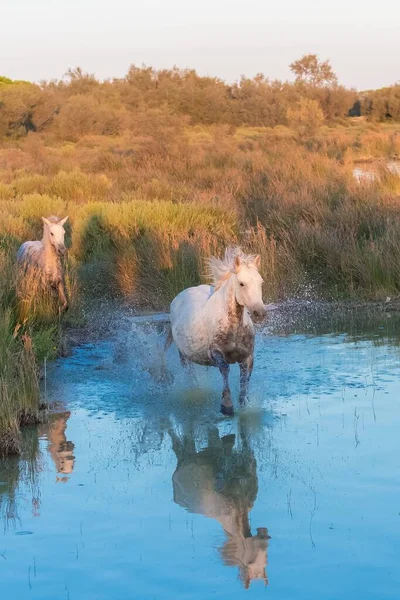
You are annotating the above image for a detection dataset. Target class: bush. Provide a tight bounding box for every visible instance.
[287,98,325,136]
[54,95,124,141]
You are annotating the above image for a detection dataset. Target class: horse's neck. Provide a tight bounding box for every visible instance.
[41,230,58,266]
[216,504,251,539]
[218,276,244,325]
[48,417,67,467]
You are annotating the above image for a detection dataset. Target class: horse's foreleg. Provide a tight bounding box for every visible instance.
[179,351,195,379]
[57,281,69,312]
[239,354,254,405]
[211,350,233,416]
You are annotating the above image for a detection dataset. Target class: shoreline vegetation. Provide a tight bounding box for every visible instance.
[1,54,400,454]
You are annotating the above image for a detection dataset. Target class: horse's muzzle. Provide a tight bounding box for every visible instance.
[251,306,267,323]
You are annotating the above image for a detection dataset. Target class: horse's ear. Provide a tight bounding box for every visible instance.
[234,255,242,271]
[254,255,261,270]
[256,527,270,539]
[42,217,51,227]
[60,216,69,227]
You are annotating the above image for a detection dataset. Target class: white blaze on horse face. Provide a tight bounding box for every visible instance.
[235,262,266,322]
[42,216,68,256]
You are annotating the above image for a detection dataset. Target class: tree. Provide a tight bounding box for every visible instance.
[54,94,123,140]
[62,67,98,95]
[0,76,13,85]
[289,54,338,87]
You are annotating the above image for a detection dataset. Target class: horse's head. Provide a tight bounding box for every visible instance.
[233,254,266,323]
[240,527,270,589]
[221,525,270,589]
[42,216,69,256]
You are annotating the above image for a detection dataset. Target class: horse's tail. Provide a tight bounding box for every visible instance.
[16,243,28,264]
[164,326,174,352]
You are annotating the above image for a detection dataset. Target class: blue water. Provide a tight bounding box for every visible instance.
[1,312,400,599]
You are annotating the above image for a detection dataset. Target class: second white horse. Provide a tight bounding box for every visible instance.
[17,216,69,312]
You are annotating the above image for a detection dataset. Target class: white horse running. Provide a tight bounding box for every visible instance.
[17,216,69,312]
[168,247,266,415]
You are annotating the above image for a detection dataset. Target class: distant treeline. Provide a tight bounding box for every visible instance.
[0,55,399,139]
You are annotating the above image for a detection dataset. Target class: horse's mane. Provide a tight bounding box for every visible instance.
[207,247,258,289]
[46,215,62,224]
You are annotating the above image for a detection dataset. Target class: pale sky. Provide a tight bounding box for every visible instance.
[1,0,399,90]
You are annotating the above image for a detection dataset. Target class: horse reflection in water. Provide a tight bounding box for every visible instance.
[169,423,270,588]
[43,412,75,483]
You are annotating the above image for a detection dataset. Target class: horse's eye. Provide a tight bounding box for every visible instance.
[239,282,245,287]
[51,233,54,237]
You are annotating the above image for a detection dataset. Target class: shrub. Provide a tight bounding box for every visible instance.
[287,98,325,136]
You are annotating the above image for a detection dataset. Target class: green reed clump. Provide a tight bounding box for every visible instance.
[68,199,237,306]
[0,307,41,455]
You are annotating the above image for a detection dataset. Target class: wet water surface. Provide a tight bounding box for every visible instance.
[1,310,400,599]
[353,160,400,182]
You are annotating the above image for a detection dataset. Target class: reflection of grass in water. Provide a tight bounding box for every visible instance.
[0,425,43,529]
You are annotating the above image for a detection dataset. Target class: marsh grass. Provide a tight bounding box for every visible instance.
[1,128,400,305]
[0,307,41,455]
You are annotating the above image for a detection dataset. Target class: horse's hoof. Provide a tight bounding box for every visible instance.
[220,404,234,416]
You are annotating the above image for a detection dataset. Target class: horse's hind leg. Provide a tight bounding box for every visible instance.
[179,351,189,368]
[164,327,174,352]
[239,354,254,405]
[211,350,233,416]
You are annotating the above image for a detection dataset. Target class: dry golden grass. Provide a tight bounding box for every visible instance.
[1,125,400,304]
